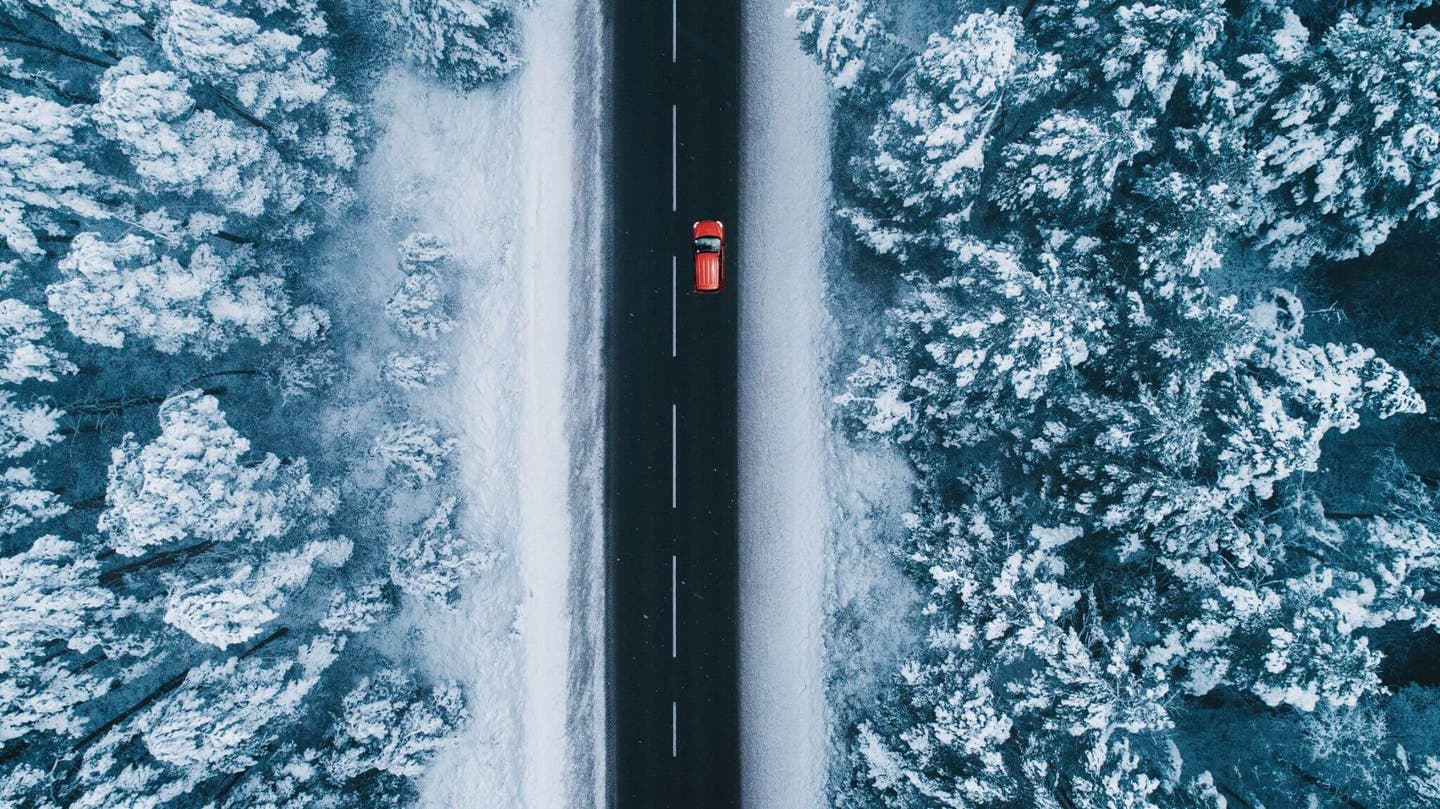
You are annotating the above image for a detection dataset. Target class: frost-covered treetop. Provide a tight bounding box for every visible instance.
[787,0,894,91]
[382,0,523,90]
[0,298,75,384]
[1227,9,1440,269]
[852,9,1053,250]
[0,89,111,259]
[99,390,328,556]
[48,233,289,356]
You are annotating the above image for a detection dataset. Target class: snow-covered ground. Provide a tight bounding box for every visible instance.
[348,2,607,807]
[737,2,833,807]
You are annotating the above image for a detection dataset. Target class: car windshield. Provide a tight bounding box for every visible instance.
[694,236,721,253]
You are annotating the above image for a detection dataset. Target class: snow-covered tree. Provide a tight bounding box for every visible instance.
[0,390,62,459]
[848,10,1050,253]
[48,233,288,356]
[0,466,67,535]
[837,237,1110,449]
[995,110,1152,227]
[397,230,453,269]
[0,0,440,803]
[284,302,330,343]
[1028,0,1226,112]
[99,390,329,556]
[157,0,333,121]
[94,57,299,219]
[382,0,523,90]
[813,1,1440,802]
[321,578,393,633]
[0,89,111,260]
[1226,10,1440,270]
[163,537,352,647]
[854,662,1016,806]
[7,0,357,245]
[271,344,338,400]
[137,636,339,776]
[389,496,488,605]
[787,0,895,93]
[0,536,118,742]
[217,746,351,809]
[372,420,456,486]
[380,351,450,391]
[0,298,74,384]
[3,0,154,49]
[385,268,454,340]
[325,668,466,781]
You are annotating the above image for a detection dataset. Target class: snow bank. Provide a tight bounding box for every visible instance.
[738,1,833,806]
[352,0,606,805]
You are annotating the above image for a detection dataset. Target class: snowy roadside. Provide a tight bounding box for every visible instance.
[737,1,833,806]
[513,0,608,805]
[346,1,606,806]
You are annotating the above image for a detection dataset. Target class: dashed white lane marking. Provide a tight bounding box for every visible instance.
[671,554,678,658]
[672,701,678,758]
[671,0,677,63]
[671,403,677,509]
[671,104,678,212]
[672,255,678,358]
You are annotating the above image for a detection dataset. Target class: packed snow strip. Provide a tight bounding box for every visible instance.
[737,1,833,807]
[356,1,605,802]
[557,0,612,803]
[513,0,608,806]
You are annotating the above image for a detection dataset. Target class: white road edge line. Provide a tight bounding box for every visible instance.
[671,104,677,212]
[672,701,678,758]
[672,255,677,358]
[671,554,678,659]
[671,403,677,509]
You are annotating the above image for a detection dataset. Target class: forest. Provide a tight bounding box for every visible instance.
[0,0,523,805]
[792,0,1440,806]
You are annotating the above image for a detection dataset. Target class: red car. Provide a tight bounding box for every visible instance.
[692,220,725,293]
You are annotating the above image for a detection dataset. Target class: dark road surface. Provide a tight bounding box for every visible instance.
[606,0,741,807]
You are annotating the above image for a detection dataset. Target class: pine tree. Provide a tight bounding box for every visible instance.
[787,0,895,92]
[389,496,488,605]
[381,0,523,90]
[995,110,1152,228]
[98,390,328,556]
[162,537,352,648]
[848,10,1049,253]
[372,420,456,486]
[1226,10,1440,269]
[0,298,74,384]
[325,668,466,781]
[1028,0,1226,112]
[137,637,339,777]
[48,233,289,356]
[0,535,119,742]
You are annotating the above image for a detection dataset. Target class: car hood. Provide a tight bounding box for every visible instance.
[693,220,724,239]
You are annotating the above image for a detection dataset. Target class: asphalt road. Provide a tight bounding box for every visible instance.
[606,0,741,807]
